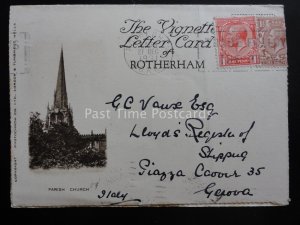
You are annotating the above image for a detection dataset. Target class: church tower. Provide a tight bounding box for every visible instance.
[45,48,73,129]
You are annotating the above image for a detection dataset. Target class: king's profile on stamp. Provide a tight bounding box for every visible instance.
[29,48,107,169]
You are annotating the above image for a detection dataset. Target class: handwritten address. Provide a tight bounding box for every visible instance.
[104,93,266,202]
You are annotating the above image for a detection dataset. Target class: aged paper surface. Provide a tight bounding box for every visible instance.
[10,5,289,207]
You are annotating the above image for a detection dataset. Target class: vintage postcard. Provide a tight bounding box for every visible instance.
[10,5,289,207]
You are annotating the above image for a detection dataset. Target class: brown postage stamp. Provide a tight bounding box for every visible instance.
[257,17,287,66]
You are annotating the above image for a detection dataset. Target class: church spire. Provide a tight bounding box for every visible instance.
[54,47,68,109]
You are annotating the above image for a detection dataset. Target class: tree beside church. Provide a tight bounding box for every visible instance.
[29,48,107,169]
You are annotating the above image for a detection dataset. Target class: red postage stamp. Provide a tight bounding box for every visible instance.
[257,17,287,66]
[215,17,259,67]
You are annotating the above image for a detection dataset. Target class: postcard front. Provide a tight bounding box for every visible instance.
[10,5,289,207]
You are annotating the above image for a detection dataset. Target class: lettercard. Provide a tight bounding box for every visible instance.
[10,5,289,207]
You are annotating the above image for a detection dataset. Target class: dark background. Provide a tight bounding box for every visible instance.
[1,0,299,224]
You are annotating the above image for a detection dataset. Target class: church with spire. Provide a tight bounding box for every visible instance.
[44,48,106,152]
[45,48,74,129]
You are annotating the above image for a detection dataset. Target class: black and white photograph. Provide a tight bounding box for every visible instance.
[29,48,107,169]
